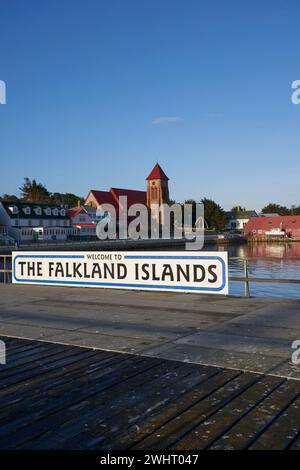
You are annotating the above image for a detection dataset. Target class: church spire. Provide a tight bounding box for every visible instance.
[146,163,169,181]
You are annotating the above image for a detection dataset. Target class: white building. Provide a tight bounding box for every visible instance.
[67,206,97,237]
[0,201,76,242]
[226,210,258,230]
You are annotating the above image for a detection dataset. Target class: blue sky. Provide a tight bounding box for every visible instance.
[0,0,299,211]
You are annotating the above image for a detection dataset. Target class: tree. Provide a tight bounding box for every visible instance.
[183,199,197,226]
[290,205,300,215]
[201,198,228,230]
[231,205,246,213]
[51,192,84,208]
[0,194,19,202]
[19,178,51,203]
[261,203,290,216]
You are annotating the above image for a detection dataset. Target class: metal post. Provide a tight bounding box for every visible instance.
[3,256,6,284]
[244,259,250,297]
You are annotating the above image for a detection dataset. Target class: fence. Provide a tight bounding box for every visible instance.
[0,255,12,284]
[1,254,300,297]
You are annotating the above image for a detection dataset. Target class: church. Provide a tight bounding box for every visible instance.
[84,163,170,221]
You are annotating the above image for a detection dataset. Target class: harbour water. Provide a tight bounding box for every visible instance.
[220,243,300,299]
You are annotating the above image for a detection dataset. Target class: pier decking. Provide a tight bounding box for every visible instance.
[1,284,300,449]
[1,336,300,450]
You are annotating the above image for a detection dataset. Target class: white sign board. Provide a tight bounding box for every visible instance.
[12,251,228,295]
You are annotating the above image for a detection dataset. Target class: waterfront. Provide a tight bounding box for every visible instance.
[1,242,300,299]
[219,243,300,299]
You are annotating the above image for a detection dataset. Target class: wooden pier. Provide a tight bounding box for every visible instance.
[1,284,300,450]
[0,336,300,450]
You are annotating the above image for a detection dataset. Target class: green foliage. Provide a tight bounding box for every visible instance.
[1,178,83,207]
[201,197,228,230]
[231,205,246,213]
[19,178,51,203]
[0,194,19,202]
[51,193,84,208]
[261,203,291,216]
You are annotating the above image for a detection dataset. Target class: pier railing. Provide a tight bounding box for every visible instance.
[0,255,12,284]
[229,257,300,297]
[1,254,300,297]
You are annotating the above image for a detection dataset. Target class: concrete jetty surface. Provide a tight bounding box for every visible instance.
[0,284,300,379]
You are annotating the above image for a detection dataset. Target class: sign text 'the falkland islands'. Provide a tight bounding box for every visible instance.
[12,251,228,295]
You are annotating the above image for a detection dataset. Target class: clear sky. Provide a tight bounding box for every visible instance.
[0,0,299,211]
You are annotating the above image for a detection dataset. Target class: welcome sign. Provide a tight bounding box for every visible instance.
[12,251,228,295]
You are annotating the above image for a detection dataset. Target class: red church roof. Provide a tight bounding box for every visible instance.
[88,190,118,207]
[146,163,169,181]
[110,188,147,208]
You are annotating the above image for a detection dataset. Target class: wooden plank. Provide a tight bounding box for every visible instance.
[1,337,300,450]
[28,362,215,450]
[132,371,262,450]
[4,354,163,431]
[288,433,300,450]
[5,342,69,366]
[171,374,283,450]
[114,369,243,450]
[0,347,90,386]
[249,394,300,450]
[0,350,134,411]
[3,338,37,351]
[20,360,184,449]
[0,356,162,449]
[0,350,106,415]
[208,379,300,450]
[0,350,117,408]
[93,366,224,451]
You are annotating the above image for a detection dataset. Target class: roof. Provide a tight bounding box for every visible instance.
[67,207,86,219]
[0,201,69,219]
[227,210,258,220]
[244,215,300,232]
[110,188,146,208]
[74,223,96,228]
[146,163,169,181]
[87,190,117,207]
[259,213,280,217]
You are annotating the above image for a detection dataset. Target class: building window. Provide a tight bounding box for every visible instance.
[34,207,42,215]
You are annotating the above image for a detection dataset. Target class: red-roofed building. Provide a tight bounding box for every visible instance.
[110,188,147,208]
[84,164,170,217]
[84,190,117,209]
[67,206,97,237]
[244,216,300,239]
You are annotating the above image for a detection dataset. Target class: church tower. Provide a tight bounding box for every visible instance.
[146,163,170,208]
[146,163,170,226]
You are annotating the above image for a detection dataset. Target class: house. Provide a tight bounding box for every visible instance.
[67,206,97,238]
[0,201,76,242]
[226,210,258,230]
[244,215,300,239]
